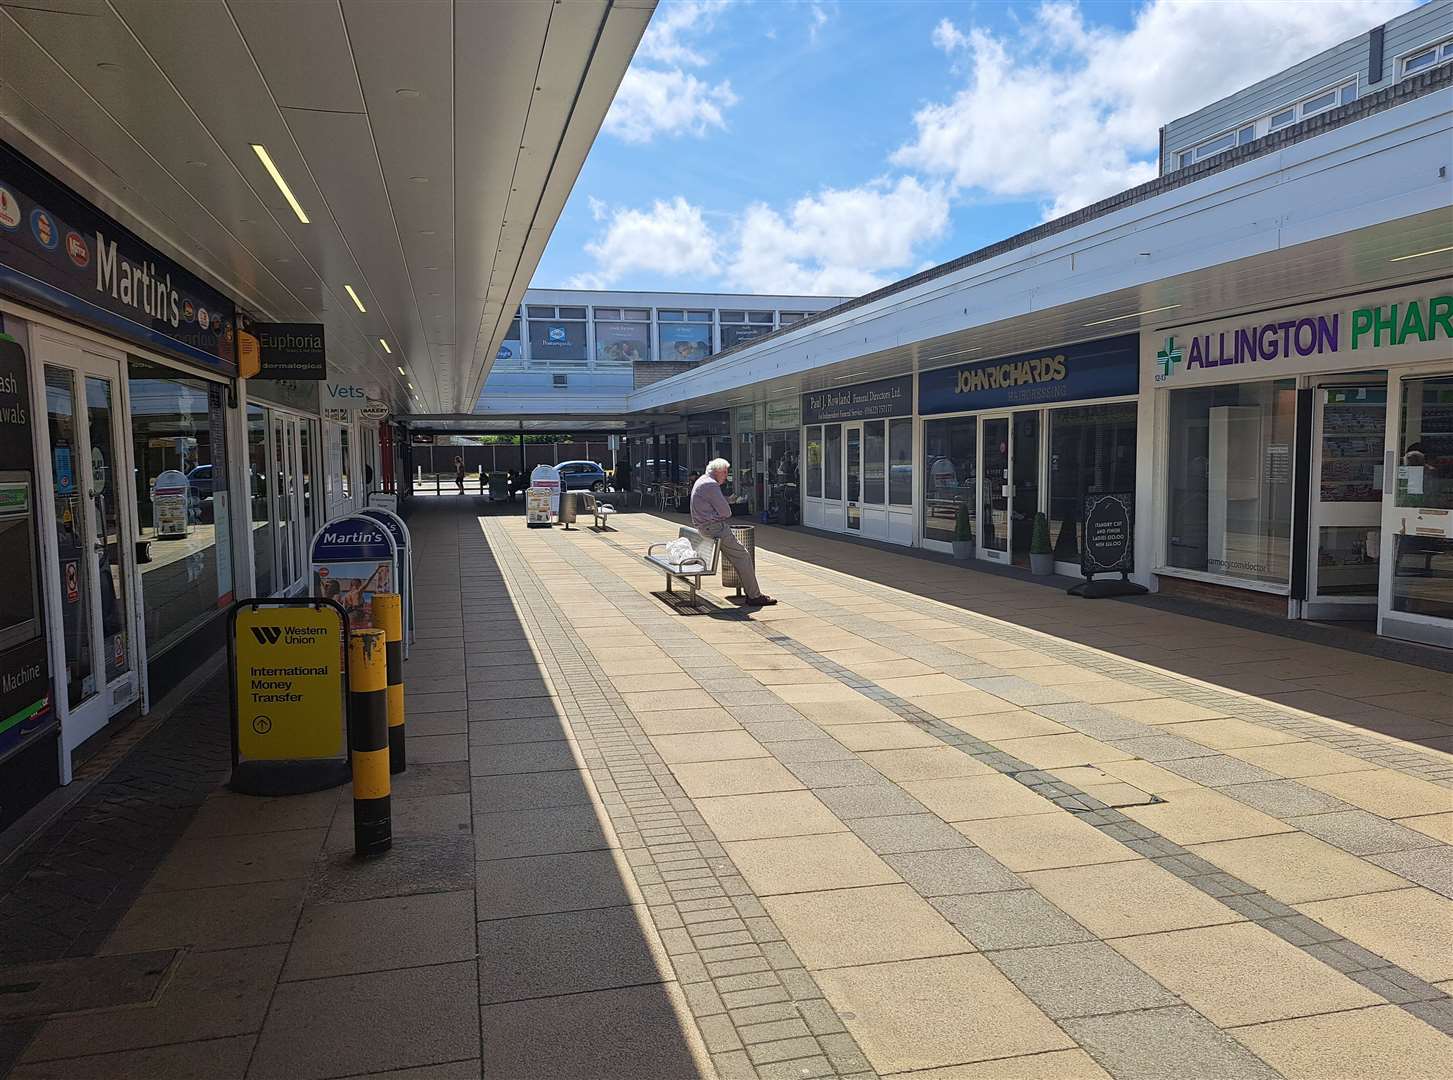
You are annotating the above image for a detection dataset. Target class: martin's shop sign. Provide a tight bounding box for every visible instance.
[803,374,912,424]
[0,141,236,373]
[1151,291,1452,385]
[919,335,1138,415]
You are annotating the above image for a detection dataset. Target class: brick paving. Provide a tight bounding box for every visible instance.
[0,498,1450,1079]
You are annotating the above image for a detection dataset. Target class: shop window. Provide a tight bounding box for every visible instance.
[1391,375,1453,620]
[526,304,588,366]
[1166,380,1296,587]
[889,418,913,506]
[1048,403,1137,565]
[340,425,352,500]
[824,424,842,500]
[247,405,273,597]
[658,310,713,362]
[721,310,775,350]
[806,426,823,498]
[125,359,233,655]
[863,420,885,504]
[923,417,977,542]
[595,308,650,367]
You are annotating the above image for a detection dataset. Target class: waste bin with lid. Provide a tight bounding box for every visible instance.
[721,524,756,598]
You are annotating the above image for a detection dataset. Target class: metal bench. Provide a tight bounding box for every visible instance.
[645,526,720,604]
[592,500,616,529]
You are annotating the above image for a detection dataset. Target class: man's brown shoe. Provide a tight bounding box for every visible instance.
[745,595,778,606]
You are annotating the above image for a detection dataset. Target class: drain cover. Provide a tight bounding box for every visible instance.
[0,951,178,1022]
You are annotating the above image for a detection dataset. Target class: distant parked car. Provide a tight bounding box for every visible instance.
[557,460,608,492]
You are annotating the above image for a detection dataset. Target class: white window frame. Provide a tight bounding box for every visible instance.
[1398,34,1453,79]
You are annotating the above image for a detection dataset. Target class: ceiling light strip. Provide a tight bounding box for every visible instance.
[1389,245,1453,263]
[379,338,391,353]
[250,144,309,224]
[344,285,367,313]
[1084,303,1181,327]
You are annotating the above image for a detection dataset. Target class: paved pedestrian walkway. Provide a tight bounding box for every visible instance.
[1,499,1451,1079]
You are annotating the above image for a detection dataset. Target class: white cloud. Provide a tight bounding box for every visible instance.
[727,177,951,295]
[638,0,730,66]
[567,196,720,290]
[930,17,968,54]
[603,68,738,143]
[810,3,830,43]
[896,0,1417,220]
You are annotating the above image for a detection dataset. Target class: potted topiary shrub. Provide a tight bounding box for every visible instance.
[1029,511,1054,574]
[951,503,974,559]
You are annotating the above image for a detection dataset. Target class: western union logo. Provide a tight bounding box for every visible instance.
[251,626,284,645]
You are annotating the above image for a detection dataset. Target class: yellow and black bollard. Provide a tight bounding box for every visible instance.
[348,628,392,859]
[372,593,406,774]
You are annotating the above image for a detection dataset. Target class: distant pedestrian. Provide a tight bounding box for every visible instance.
[454,456,465,494]
[691,458,776,607]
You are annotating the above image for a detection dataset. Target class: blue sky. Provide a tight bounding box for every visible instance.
[532,0,1420,298]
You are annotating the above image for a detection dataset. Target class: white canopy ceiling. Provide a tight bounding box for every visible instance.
[0,0,653,412]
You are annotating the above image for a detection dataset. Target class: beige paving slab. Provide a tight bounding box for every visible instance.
[732,653,819,671]
[722,832,901,895]
[763,883,973,970]
[816,954,1074,1073]
[830,721,945,751]
[1222,741,1379,779]
[1231,1004,1453,1080]
[955,812,1142,872]
[992,732,1132,769]
[1397,812,1453,844]
[937,710,1071,740]
[752,666,839,686]
[1047,768,1159,807]
[1023,859,1242,939]
[1191,831,1411,904]
[1091,758,1212,793]
[902,774,1059,823]
[607,672,699,693]
[816,645,906,664]
[620,688,720,713]
[1297,887,1453,982]
[1101,698,1229,725]
[877,674,977,698]
[1050,680,1164,705]
[843,659,940,680]
[891,1049,1112,1079]
[634,709,743,735]
[694,790,848,841]
[1169,717,1303,750]
[1299,769,1453,818]
[858,746,995,782]
[668,757,804,798]
[1110,922,1380,1027]
[1121,788,1294,845]
[793,699,903,725]
[773,683,877,705]
[647,730,769,764]
[918,691,1051,722]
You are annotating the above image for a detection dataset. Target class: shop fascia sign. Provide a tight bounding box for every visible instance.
[1153,292,1452,384]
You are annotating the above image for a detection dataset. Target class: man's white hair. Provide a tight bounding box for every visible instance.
[707,458,731,475]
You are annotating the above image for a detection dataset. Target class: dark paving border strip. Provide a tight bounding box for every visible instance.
[579,526,1453,1040]
[480,517,879,1080]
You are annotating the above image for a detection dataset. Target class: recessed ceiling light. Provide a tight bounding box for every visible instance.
[424,266,439,271]
[419,229,436,236]
[186,160,207,168]
[240,217,256,224]
[408,176,429,184]
[1084,303,1181,327]
[250,143,310,224]
[396,88,422,98]
[1390,245,1453,263]
[397,365,406,376]
[276,256,291,263]
[343,284,367,313]
[379,338,391,353]
[96,62,121,72]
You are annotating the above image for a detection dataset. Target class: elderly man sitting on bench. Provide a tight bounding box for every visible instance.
[690,458,777,607]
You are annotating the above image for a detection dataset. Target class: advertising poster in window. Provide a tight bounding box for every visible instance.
[595,321,649,364]
[527,320,586,361]
[496,329,523,363]
[659,322,712,363]
[721,323,771,351]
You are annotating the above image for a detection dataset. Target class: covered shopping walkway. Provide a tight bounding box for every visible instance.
[1,498,1451,1079]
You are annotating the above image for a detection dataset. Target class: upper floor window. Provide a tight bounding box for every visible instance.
[779,311,808,325]
[1176,123,1256,168]
[1267,78,1357,132]
[1401,36,1453,77]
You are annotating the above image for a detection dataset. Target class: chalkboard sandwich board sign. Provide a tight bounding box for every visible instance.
[1068,492,1148,599]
